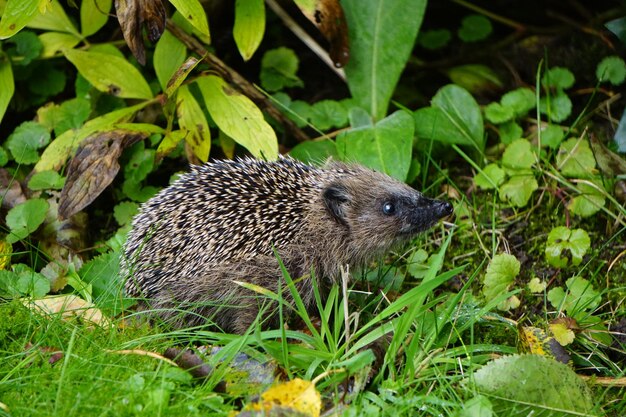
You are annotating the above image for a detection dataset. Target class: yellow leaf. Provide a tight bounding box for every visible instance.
[549,322,576,346]
[0,240,12,270]
[25,294,111,327]
[518,325,571,364]
[243,378,321,417]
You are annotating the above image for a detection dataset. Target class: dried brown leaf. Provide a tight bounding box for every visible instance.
[58,130,146,219]
[0,168,26,210]
[295,0,350,67]
[115,0,166,65]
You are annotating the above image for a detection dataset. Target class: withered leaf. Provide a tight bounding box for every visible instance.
[295,0,350,67]
[115,0,166,65]
[59,130,146,219]
[589,133,626,176]
[0,168,26,210]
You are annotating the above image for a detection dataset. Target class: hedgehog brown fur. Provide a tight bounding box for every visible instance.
[122,157,452,334]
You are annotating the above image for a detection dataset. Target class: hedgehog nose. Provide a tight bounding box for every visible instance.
[434,200,454,219]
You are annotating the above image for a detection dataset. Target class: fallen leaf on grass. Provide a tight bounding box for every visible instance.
[25,294,111,327]
[240,378,321,417]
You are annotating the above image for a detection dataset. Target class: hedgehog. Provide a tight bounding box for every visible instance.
[121,157,453,334]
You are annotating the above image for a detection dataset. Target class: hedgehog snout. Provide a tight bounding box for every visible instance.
[403,197,453,233]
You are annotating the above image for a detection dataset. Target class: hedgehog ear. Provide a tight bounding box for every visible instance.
[323,183,349,225]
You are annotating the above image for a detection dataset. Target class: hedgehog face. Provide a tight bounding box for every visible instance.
[322,172,453,252]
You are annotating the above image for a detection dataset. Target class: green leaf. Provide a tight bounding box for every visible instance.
[500,88,536,117]
[79,251,127,315]
[0,54,14,125]
[17,269,50,297]
[260,47,303,92]
[27,170,65,190]
[153,30,187,92]
[6,121,50,164]
[6,31,42,66]
[38,32,80,58]
[549,322,575,346]
[446,64,502,94]
[414,85,484,150]
[124,142,155,184]
[556,137,596,177]
[545,226,590,268]
[482,253,520,311]
[541,67,575,90]
[484,102,514,124]
[458,14,492,42]
[336,110,413,181]
[176,84,211,162]
[113,201,139,226]
[27,0,79,36]
[0,0,40,39]
[540,90,572,123]
[28,62,66,97]
[596,55,626,85]
[233,0,265,61]
[502,139,535,170]
[528,277,547,293]
[547,276,600,314]
[474,163,505,190]
[196,75,278,160]
[567,180,606,217]
[0,148,9,167]
[470,355,594,415]
[168,0,210,37]
[499,174,538,207]
[52,97,91,136]
[457,395,493,417]
[6,198,49,243]
[289,140,338,164]
[539,124,564,149]
[310,100,348,131]
[343,0,426,119]
[80,0,112,36]
[64,48,153,99]
[418,29,451,50]
[498,121,522,144]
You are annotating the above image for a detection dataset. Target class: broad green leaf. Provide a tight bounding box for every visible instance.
[7,31,42,65]
[549,322,575,346]
[156,130,185,162]
[547,276,600,314]
[446,64,502,95]
[414,85,484,150]
[528,277,546,293]
[458,14,492,42]
[471,355,594,415]
[458,395,493,417]
[484,102,513,124]
[502,139,535,170]
[6,198,49,243]
[498,121,522,144]
[310,100,348,130]
[176,84,211,162]
[38,32,80,57]
[6,121,50,164]
[501,87,536,117]
[538,124,564,149]
[17,270,50,297]
[80,0,112,37]
[474,163,505,190]
[78,251,127,315]
[597,55,626,85]
[260,47,303,92]
[35,102,149,172]
[64,48,153,99]
[113,201,138,226]
[0,55,14,125]
[545,226,590,268]
[196,75,278,160]
[154,30,186,91]
[482,253,520,311]
[290,140,338,164]
[0,0,40,39]
[27,0,79,36]
[343,0,426,119]
[28,170,65,190]
[233,0,265,61]
[169,0,210,37]
[556,137,596,177]
[418,29,451,50]
[499,174,538,207]
[541,67,575,90]
[540,90,572,123]
[568,180,606,217]
[336,110,413,181]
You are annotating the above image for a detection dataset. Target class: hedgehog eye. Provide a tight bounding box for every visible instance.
[382,201,395,215]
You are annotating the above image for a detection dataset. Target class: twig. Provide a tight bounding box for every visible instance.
[166,20,310,143]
